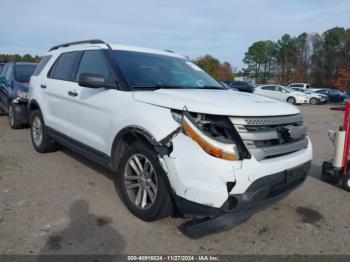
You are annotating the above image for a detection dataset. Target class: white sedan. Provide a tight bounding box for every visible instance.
[290,87,328,104]
[255,85,309,104]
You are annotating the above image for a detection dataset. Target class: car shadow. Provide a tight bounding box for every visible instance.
[37,199,126,258]
[59,147,114,181]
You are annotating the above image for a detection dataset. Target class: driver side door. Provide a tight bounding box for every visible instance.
[64,49,118,153]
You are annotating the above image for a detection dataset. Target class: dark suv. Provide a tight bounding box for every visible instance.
[224,80,255,93]
[0,62,37,128]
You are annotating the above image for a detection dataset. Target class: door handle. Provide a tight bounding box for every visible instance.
[68,91,78,97]
[40,84,47,89]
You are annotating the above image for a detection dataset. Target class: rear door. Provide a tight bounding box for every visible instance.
[259,85,276,99]
[42,51,82,134]
[276,86,290,101]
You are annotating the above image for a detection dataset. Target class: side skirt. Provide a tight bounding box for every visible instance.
[48,128,112,169]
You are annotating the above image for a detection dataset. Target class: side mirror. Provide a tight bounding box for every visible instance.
[78,73,116,89]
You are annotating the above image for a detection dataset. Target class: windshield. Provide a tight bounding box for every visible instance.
[15,64,37,82]
[110,50,223,90]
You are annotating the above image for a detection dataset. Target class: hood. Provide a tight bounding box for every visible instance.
[133,89,300,116]
[14,81,29,92]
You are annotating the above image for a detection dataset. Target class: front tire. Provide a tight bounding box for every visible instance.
[8,103,22,129]
[287,97,296,104]
[310,98,318,105]
[115,141,173,221]
[30,110,57,153]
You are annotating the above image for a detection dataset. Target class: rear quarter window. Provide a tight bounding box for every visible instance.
[33,56,52,76]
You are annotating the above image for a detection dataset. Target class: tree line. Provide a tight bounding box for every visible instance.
[0,54,41,63]
[242,27,350,90]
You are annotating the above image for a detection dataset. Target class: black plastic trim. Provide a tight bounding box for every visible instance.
[48,128,111,168]
[176,161,311,238]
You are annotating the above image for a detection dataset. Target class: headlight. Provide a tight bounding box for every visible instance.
[16,90,29,99]
[172,110,240,160]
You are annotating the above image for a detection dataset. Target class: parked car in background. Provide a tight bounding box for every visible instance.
[255,85,308,104]
[0,62,37,128]
[223,80,255,93]
[288,83,311,89]
[290,87,328,104]
[219,81,237,91]
[0,63,5,74]
[312,88,348,103]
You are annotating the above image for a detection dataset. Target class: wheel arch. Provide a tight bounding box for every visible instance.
[111,126,160,172]
[28,99,41,112]
[110,125,175,196]
[287,96,296,102]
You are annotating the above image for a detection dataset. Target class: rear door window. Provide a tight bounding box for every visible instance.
[261,85,274,91]
[49,52,81,81]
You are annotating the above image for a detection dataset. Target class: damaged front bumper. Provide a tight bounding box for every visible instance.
[174,161,311,238]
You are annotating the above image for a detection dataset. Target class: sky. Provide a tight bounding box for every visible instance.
[0,0,349,69]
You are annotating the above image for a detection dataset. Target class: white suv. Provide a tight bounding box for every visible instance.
[288,83,311,89]
[28,40,312,238]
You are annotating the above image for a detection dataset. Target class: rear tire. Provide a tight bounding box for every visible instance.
[342,175,350,191]
[310,98,318,105]
[8,103,22,129]
[115,141,173,221]
[30,110,57,153]
[287,97,296,104]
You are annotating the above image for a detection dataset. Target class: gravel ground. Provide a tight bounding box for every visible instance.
[0,104,349,255]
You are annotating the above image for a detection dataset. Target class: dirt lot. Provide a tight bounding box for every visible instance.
[0,104,349,255]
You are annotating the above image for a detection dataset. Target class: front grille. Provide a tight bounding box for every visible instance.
[230,114,308,161]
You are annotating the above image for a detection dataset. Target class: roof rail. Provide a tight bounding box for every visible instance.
[49,39,111,51]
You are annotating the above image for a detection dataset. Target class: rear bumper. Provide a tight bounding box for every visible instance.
[176,161,311,238]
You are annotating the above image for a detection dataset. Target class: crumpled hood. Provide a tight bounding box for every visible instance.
[133,89,300,116]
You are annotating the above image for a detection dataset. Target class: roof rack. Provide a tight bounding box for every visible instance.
[49,39,111,51]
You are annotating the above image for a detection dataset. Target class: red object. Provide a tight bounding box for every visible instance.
[342,102,350,177]
[330,102,350,176]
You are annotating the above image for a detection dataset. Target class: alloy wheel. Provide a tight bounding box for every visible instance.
[124,154,158,209]
[32,116,43,147]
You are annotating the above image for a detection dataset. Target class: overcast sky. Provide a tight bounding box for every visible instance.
[0,0,349,69]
